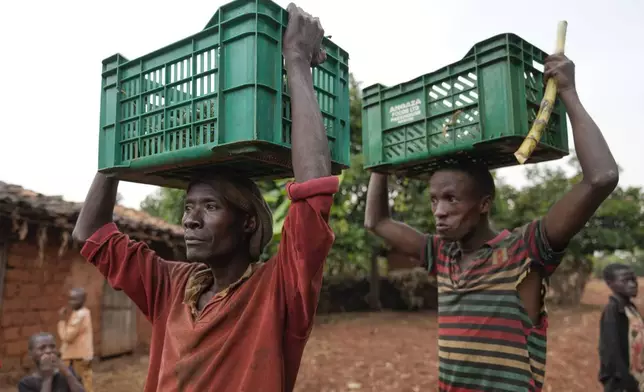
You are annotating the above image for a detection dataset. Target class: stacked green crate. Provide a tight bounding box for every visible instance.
[98,0,350,188]
[361,33,568,177]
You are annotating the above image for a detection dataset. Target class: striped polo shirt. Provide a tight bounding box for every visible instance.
[421,219,565,392]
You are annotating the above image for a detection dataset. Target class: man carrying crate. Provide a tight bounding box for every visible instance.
[72,4,337,392]
[364,54,618,391]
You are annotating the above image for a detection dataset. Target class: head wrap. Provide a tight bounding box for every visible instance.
[188,173,273,260]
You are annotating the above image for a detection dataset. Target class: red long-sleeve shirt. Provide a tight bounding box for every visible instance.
[80,176,339,392]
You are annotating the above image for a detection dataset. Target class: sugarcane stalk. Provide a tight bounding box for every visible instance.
[514,21,568,164]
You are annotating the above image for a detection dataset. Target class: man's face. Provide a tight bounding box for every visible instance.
[429,170,489,242]
[30,335,56,366]
[182,182,256,264]
[610,268,638,298]
[68,290,84,310]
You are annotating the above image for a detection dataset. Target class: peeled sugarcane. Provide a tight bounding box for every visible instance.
[513,21,568,164]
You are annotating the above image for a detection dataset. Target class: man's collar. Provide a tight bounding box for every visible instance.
[448,229,511,258]
[486,229,511,248]
[183,262,262,318]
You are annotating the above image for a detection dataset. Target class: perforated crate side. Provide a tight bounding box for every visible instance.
[361,33,568,174]
[98,0,350,181]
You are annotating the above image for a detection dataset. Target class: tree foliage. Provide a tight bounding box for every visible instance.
[141,187,186,225]
[492,158,644,259]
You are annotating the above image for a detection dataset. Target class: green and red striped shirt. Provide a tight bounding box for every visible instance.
[421,219,565,392]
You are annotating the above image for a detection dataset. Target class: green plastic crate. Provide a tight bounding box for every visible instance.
[98,0,350,189]
[361,33,569,177]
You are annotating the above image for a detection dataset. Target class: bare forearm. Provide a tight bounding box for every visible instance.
[562,89,618,188]
[72,172,119,243]
[541,88,620,251]
[364,173,391,229]
[364,173,425,257]
[286,54,331,183]
[60,326,81,343]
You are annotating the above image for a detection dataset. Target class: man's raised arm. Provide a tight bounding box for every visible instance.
[274,4,339,339]
[73,173,119,243]
[72,173,173,322]
[539,55,619,260]
[284,4,331,183]
[364,173,426,261]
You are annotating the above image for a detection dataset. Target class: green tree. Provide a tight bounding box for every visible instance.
[492,156,644,260]
[140,187,186,225]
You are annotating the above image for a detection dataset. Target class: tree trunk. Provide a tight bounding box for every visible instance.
[367,246,381,310]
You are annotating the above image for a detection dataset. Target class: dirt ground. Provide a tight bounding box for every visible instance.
[6,279,638,391]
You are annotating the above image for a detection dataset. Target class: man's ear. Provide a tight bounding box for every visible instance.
[480,195,492,215]
[244,214,257,234]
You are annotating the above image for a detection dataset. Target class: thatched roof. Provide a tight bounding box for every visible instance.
[0,181,184,252]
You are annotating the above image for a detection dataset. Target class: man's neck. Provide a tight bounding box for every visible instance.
[612,293,633,307]
[206,254,253,294]
[457,220,497,254]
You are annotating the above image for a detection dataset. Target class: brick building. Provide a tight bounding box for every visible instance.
[0,181,185,385]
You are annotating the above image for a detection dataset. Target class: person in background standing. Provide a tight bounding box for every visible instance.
[58,288,94,392]
[599,263,644,392]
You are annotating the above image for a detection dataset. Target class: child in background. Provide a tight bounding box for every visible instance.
[58,288,94,392]
[599,263,644,392]
[18,332,85,392]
